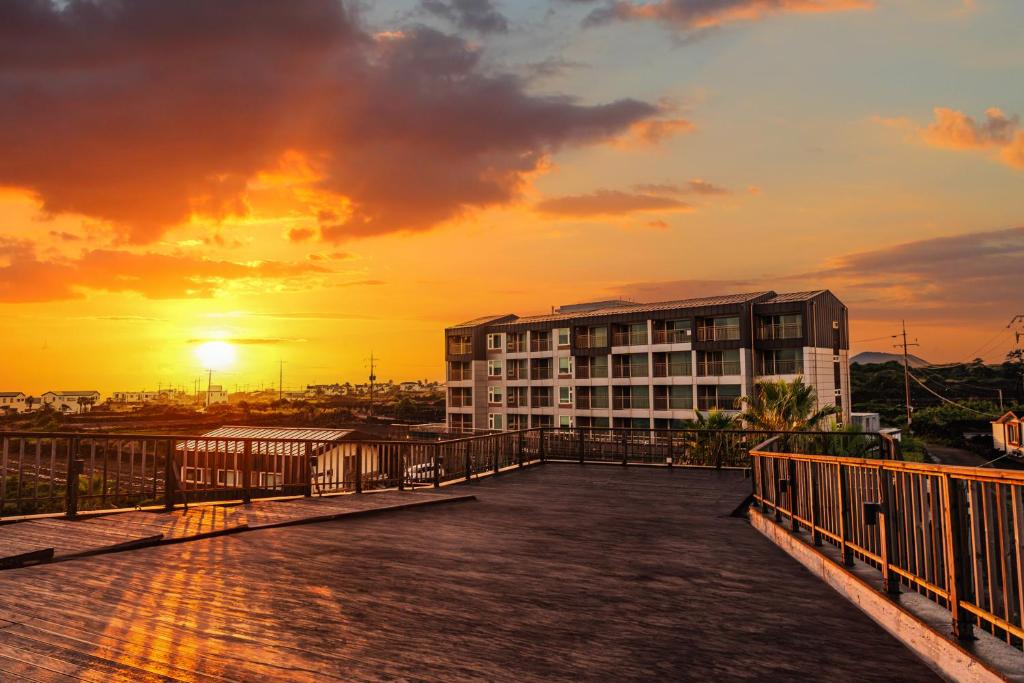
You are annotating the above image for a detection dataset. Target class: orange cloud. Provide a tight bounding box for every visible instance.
[885,107,1024,170]
[536,190,693,217]
[0,1,657,244]
[582,0,872,30]
[0,239,326,303]
[618,118,696,146]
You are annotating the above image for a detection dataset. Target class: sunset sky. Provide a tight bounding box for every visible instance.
[1,0,1022,395]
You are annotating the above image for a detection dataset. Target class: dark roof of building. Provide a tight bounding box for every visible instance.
[759,290,829,304]
[0,392,25,397]
[45,391,100,397]
[506,291,776,325]
[200,426,359,441]
[449,314,518,329]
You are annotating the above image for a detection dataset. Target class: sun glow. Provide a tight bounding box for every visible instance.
[195,340,236,371]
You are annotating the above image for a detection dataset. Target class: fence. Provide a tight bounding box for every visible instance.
[1,427,899,520]
[751,437,1023,650]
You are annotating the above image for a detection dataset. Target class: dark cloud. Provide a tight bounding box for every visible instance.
[576,0,870,31]
[421,0,509,33]
[0,238,326,302]
[535,189,692,217]
[0,0,655,243]
[611,226,1024,325]
[632,179,730,195]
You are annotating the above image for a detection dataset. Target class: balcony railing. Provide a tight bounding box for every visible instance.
[612,396,650,410]
[575,365,609,380]
[448,369,471,381]
[696,360,741,377]
[654,397,694,411]
[612,363,648,379]
[576,396,610,410]
[531,396,553,408]
[507,395,527,409]
[653,362,691,377]
[530,338,552,352]
[696,326,740,342]
[530,367,553,380]
[448,342,472,355]
[448,395,472,408]
[576,334,608,349]
[506,366,527,380]
[758,322,802,340]
[612,332,649,347]
[759,359,803,375]
[697,396,738,411]
[506,339,526,353]
[652,329,691,344]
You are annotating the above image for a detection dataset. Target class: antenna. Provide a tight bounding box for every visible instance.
[367,351,378,417]
[892,320,920,432]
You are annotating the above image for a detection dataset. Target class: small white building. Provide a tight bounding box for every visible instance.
[0,392,29,414]
[850,412,881,433]
[112,390,162,404]
[992,412,1022,455]
[205,385,229,406]
[41,390,101,413]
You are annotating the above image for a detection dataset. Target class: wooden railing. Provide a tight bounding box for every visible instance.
[751,440,1023,649]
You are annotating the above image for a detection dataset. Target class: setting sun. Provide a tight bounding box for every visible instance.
[195,340,236,371]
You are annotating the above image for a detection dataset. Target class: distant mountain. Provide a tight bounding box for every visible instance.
[851,351,930,368]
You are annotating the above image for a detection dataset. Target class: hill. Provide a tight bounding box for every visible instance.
[851,351,930,368]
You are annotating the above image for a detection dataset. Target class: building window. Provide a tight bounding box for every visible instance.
[487,360,503,378]
[530,330,552,352]
[612,353,649,378]
[696,316,740,342]
[449,413,473,433]
[448,335,472,355]
[759,348,803,375]
[613,386,650,410]
[507,414,525,430]
[488,413,503,431]
[697,350,741,376]
[758,314,802,340]
[559,386,573,405]
[531,414,554,428]
[488,387,503,405]
[487,333,503,351]
[558,356,573,376]
[612,323,648,347]
[557,328,571,347]
[559,415,573,429]
[654,385,694,410]
[506,332,526,353]
[696,385,741,411]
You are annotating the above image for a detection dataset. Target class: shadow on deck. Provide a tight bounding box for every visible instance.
[0,464,938,681]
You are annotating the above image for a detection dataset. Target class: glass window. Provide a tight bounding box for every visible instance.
[558,357,573,375]
[488,387,503,404]
[487,360,503,377]
[488,413,503,430]
[559,415,573,429]
[487,333,503,350]
[557,328,571,346]
[559,386,573,404]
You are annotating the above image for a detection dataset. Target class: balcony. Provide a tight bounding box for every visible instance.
[575,365,609,380]
[576,395,609,410]
[448,395,472,408]
[697,360,741,377]
[506,339,526,353]
[653,362,691,378]
[531,396,553,408]
[448,368,471,381]
[612,363,648,379]
[507,395,526,409]
[530,367,553,381]
[448,341,472,355]
[653,396,693,411]
[506,364,527,380]
[759,359,803,375]
[612,396,650,410]
[612,331,648,347]
[758,322,802,340]
[530,339,552,352]
[696,326,740,342]
[652,329,690,345]
[576,334,608,349]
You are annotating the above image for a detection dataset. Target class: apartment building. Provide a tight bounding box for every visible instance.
[444,290,850,433]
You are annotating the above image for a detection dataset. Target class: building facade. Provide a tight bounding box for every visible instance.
[0,392,28,414]
[444,290,850,433]
[41,390,101,413]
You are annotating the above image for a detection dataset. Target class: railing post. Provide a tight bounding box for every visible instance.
[517,431,524,468]
[432,444,441,489]
[877,467,900,595]
[164,439,177,511]
[465,441,472,482]
[241,440,253,504]
[837,465,855,567]
[808,461,823,546]
[493,437,501,475]
[621,431,628,466]
[303,442,313,497]
[355,444,364,493]
[64,438,82,519]
[539,428,546,463]
[941,474,975,641]
[399,444,407,491]
[788,459,799,533]
[578,428,585,464]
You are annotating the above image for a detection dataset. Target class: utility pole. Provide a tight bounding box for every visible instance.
[279,360,285,402]
[206,369,212,408]
[367,352,378,417]
[893,321,920,432]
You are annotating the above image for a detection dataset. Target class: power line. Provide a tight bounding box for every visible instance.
[908,371,997,416]
[852,334,897,344]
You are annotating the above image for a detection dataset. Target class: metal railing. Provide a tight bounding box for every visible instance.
[530,367,553,380]
[576,396,610,410]
[506,338,526,353]
[612,395,650,410]
[652,329,691,344]
[750,438,1024,649]
[529,338,552,352]
[758,359,803,375]
[448,341,472,355]
[612,332,648,347]
[696,326,740,342]
[612,362,649,378]
[575,365,609,379]
[696,360,741,376]
[653,397,693,411]
[653,362,692,377]
[576,334,608,349]
[448,368,472,381]
[758,322,802,340]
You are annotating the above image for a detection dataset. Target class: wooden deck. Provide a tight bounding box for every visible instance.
[0,490,469,568]
[0,465,938,681]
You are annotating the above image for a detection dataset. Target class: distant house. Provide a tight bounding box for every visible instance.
[205,385,229,406]
[0,392,28,414]
[175,426,375,492]
[112,390,162,404]
[992,411,1022,455]
[41,390,101,413]
[850,412,881,433]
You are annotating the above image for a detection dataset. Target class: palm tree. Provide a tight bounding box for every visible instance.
[738,378,838,432]
[689,409,739,468]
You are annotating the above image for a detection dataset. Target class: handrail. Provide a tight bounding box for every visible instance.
[750,447,1024,648]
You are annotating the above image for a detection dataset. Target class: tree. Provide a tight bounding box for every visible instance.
[738,378,838,432]
[688,409,739,468]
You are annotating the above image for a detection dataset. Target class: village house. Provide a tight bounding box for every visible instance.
[0,392,30,414]
[40,390,101,413]
[992,411,1023,456]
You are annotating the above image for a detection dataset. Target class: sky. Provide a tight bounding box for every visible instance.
[0,0,1022,395]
